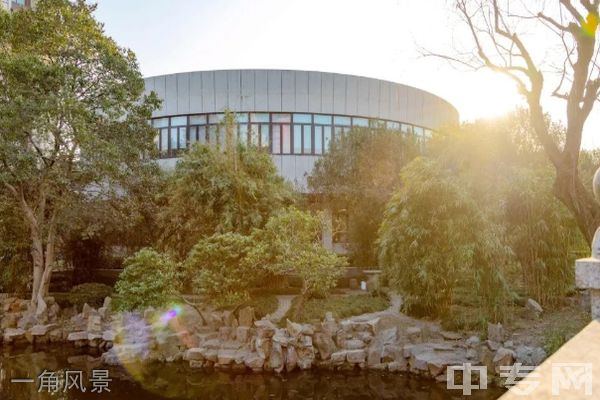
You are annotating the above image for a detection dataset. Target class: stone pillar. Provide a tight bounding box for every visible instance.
[576,257,600,320]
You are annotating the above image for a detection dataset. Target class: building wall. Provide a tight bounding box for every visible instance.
[145,69,459,190]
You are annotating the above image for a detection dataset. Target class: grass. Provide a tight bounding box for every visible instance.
[286,293,389,323]
[542,311,590,355]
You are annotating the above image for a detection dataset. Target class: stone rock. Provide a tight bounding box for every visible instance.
[526,298,544,318]
[238,306,254,327]
[235,326,251,343]
[189,360,204,369]
[67,331,88,342]
[17,313,37,330]
[367,343,383,366]
[272,328,290,346]
[103,297,112,309]
[485,340,501,351]
[493,347,516,370]
[218,326,233,341]
[87,315,102,334]
[244,352,264,370]
[378,327,397,344]
[382,344,402,362]
[330,350,347,365]
[255,337,271,359]
[254,319,276,338]
[406,326,422,343]
[504,340,514,349]
[202,349,218,362]
[440,331,462,340]
[487,323,505,343]
[222,311,237,327]
[35,295,47,320]
[102,330,116,342]
[82,303,93,318]
[515,345,547,366]
[344,339,366,350]
[3,328,26,343]
[297,347,315,370]
[143,307,156,320]
[48,303,60,322]
[466,335,481,347]
[466,348,478,359]
[1,313,19,329]
[286,346,298,372]
[388,359,408,372]
[269,342,284,372]
[314,332,337,360]
[98,307,110,320]
[217,349,237,365]
[31,323,57,336]
[346,349,367,364]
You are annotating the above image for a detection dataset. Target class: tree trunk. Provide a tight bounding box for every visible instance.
[553,165,600,244]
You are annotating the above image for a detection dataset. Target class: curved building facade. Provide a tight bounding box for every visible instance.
[144,69,458,189]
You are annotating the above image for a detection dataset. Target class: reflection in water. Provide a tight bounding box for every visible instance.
[0,346,504,399]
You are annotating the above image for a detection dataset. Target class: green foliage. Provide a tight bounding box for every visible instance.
[185,232,258,308]
[378,157,512,319]
[505,168,585,306]
[68,283,113,309]
[159,140,294,259]
[309,127,419,265]
[250,207,346,298]
[246,293,279,319]
[0,0,160,299]
[288,294,389,323]
[114,248,179,311]
[0,190,30,293]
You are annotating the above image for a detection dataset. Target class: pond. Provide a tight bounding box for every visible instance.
[0,346,505,399]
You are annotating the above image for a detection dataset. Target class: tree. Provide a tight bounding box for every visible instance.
[114,248,179,311]
[249,207,346,319]
[308,127,419,265]
[439,0,600,243]
[377,157,512,319]
[0,0,159,303]
[185,232,259,308]
[158,132,294,259]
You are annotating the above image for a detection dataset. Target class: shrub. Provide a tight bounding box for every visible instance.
[288,294,389,323]
[114,248,179,311]
[185,232,259,308]
[68,283,113,308]
[378,158,512,320]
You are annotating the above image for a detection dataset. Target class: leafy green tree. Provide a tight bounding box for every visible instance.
[378,158,511,319]
[0,190,30,293]
[159,137,294,259]
[0,0,159,303]
[114,248,179,311]
[250,207,346,319]
[185,232,258,308]
[308,127,419,265]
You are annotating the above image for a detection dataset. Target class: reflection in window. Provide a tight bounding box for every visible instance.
[413,127,424,137]
[324,126,332,151]
[190,115,206,125]
[189,127,197,145]
[272,113,291,123]
[160,128,168,153]
[401,124,413,135]
[236,113,249,123]
[282,125,291,154]
[249,125,259,146]
[179,127,187,149]
[238,124,248,145]
[153,118,169,128]
[387,121,400,130]
[302,125,312,154]
[261,124,270,149]
[170,128,178,152]
[314,114,332,125]
[352,117,368,127]
[272,125,281,154]
[198,126,206,144]
[209,125,218,145]
[293,125,302,154]
[333,116,351,126]
[171,116,187,126]
[293,114,311,124]
[314,126,323,155]
[250,113,269,123]
[209,113,224,124]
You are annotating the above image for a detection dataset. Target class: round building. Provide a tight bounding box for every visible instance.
[144,69,458,190]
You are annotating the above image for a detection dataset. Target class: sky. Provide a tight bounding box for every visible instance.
[93,0,600,149]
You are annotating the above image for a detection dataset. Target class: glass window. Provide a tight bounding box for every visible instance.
[282,125,291,154]
[238,124,248,145]
[272,113,291,123]
[324,126,332,150]
[189,127,197,145]
[401,124,413,134]
[387,121,400,130]
[293,125,302,154]
[333,116,351,126]
[352,117,368,127]
[314,126,323,155]
[170,128,178,151]
[272,125,281,154]
[154,133,160,149]
[209,125,218,145]
[414,126,424,137]
[178,127,187,149]
[160,128,168,152]
[209,113,224,124]
[261,124,270,148]
[303,125,312,154]
[293,114,311,124]
[198,126,206,144]
[190,115,206,125]
[171,116,187,127]
[424,129,432,139]
[250,113,269,123]
[249,125,259,146]
[153,118,169,128]
[314,114,332,125]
